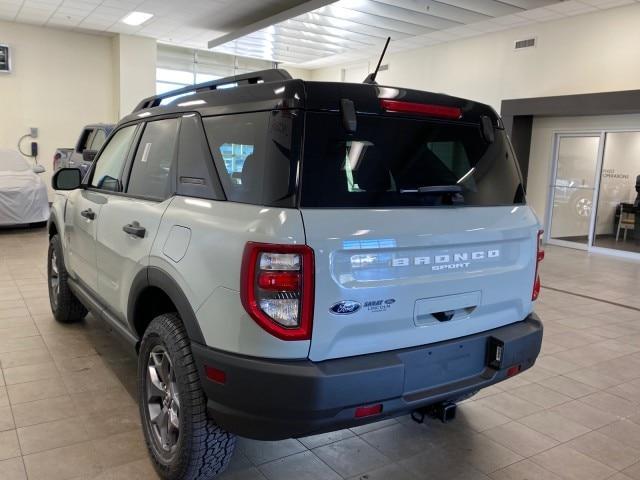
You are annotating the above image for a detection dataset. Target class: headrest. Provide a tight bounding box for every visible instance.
[354,150,391,192]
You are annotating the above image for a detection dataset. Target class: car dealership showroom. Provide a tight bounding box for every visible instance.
[2,0,640,479]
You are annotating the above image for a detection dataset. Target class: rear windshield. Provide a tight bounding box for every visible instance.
[301,112,525,208]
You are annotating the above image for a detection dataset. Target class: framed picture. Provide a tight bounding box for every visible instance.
[0,44,11,73]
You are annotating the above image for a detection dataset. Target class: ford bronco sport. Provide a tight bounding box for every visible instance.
[48,69,544,479]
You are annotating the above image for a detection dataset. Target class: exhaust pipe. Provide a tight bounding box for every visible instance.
[411,401,457,424]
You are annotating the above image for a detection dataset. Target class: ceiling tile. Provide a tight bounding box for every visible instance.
[545,0,597,14]
[516,7,564,20]
[580,0,634,8]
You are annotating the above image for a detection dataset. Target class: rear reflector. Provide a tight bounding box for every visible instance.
[355,404,383,418]
[507,365,522,378]
[205,366,226,385]
[380,99,462,120]
[532,230,545,301]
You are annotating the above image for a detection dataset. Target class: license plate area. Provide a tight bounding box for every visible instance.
[400,334,487,394]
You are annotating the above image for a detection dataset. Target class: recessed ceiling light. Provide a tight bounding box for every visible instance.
[121,11,153,26]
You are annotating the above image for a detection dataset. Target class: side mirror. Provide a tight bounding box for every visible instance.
[52,168,82,191]
[32,165,45,174]
[83,149,97,162]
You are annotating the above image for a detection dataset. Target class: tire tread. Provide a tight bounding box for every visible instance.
[140,313,236,480]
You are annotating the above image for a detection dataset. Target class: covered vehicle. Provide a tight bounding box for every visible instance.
[0,148,49,226]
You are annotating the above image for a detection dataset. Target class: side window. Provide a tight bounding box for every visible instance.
[90,125,137,192]
[127,118,180,200]
[78,129,93,152]
[90,129,107,151]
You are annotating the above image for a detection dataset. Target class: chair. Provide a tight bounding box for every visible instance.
[616,204,636,241]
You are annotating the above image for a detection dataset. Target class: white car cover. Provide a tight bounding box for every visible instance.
[0,148,49,225]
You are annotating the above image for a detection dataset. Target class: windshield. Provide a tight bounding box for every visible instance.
[0,149,30,172]
[301,112,525,208]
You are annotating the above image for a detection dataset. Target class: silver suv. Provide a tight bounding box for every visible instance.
[48,69,544,480]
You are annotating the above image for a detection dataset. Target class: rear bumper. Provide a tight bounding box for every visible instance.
[192,314,543,440]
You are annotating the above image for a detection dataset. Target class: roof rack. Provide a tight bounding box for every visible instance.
[132,68,293,113]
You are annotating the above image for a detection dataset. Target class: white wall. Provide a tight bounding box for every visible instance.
[113,34,157,118]
[528,114,640,236]
[282,66,311,81]
[0,21,117,197]
[309,3,640,112]
[0,23,161,200]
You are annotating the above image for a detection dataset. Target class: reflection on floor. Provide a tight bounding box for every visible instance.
[1,228,640,480]
[554,234,640,254]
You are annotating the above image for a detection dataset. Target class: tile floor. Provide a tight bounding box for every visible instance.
[0,227,639,480]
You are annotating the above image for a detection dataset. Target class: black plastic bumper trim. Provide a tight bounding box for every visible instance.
[192,314,542,440]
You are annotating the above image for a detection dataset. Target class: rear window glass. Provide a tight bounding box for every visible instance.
[301,112,524,208]
[202,111,301,207]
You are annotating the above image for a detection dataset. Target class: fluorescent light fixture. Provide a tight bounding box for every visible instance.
[121,11,153,26]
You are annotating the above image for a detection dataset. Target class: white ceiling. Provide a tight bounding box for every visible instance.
[210,0,640,67]
[0,0,637,68]
[0,0,312,48]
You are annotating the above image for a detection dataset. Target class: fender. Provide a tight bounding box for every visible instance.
[127,266,206,345]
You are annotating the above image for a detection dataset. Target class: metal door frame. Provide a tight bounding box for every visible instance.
[546,132,604,251]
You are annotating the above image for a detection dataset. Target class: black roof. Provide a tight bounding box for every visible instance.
[120,69,501,128]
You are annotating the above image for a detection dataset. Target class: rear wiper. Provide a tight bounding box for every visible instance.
[400,185,464,205]
[418,185,462,194]
[400,185,462,194]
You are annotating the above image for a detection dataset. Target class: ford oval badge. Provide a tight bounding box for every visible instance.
[329,301,361,315]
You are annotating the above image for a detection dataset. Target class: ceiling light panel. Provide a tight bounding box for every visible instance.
[121,11,153,25]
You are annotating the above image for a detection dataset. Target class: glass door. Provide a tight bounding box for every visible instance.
[593,132,640,255]
[548,135,602,248]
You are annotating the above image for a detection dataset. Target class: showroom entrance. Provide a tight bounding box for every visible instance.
[547,130,640,257]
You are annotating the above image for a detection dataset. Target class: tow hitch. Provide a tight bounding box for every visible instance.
[411,401,457,424]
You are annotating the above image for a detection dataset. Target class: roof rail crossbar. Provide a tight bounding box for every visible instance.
[132,68,292,113]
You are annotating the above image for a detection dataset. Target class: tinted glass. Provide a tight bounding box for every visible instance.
[202,111,300,206]
[127,118,179,200]
[90,129,107,151]
[301,113,524,208]
[90,125,136,192]
[78,129,93,151]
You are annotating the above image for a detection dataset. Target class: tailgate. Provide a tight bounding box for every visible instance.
[302,206,539,361]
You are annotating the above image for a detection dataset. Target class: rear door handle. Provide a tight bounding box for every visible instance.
[80,208,95,220]
[123,221,146,238]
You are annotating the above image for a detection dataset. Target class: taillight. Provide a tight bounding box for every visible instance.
[240,242,314,341]
[380,99,462,120]
[532,230,545,301]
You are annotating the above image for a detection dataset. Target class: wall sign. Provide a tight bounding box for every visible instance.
[0,44,11,73]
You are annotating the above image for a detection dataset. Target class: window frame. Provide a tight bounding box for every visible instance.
[86,123,141,195]
[86,113,229,203]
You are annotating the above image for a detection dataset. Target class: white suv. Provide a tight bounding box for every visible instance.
[48,69,544,480]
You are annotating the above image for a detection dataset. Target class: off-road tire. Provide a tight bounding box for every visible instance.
[139,313,236,480]
[47,234,87,323]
